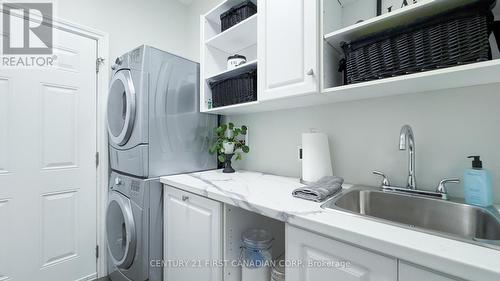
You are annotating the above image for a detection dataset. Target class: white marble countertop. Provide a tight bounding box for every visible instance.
[160,169,500,281]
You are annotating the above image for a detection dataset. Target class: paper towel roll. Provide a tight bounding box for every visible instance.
[301,132,333,183]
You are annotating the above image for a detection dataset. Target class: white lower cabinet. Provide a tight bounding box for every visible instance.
[286,225,398,281]
[398,262,462,281]
[162,186,469,281]
[164,185,222,281]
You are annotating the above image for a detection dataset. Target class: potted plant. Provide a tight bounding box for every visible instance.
[209,123,250,173]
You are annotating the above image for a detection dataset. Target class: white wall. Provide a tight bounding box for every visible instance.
[52,0,500,204]
[55,0,191,62]
[182,0,500,203]
[185,0,222,61]
[227,84,500,203]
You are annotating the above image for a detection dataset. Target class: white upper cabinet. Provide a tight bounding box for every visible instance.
[286,225,397,281]
[164,186,222,281]
[258,0,319,101]
[200,0,500,115]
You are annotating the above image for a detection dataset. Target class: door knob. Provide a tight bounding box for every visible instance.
[182,196,189,201]
[306,69,314,76]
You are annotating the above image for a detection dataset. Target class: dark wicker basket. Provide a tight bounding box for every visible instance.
[209,69,257,108]
[340,9,494,85]
[220,1,257,32]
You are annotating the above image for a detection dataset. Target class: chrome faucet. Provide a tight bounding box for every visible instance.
[399,125,416,190]
[372,125,460,200]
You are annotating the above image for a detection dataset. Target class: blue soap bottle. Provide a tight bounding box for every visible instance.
[464,156,493,207]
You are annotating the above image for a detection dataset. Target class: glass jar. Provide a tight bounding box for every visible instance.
[271,258,285,281]
[241,228,273,281]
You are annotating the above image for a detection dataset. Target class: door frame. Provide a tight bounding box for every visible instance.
[0,6,110,278]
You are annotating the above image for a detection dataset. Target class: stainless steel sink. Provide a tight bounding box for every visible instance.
[322,186,500,249]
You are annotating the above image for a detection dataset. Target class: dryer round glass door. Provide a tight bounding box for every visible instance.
[107,70,136,146]
[106,191,136,269]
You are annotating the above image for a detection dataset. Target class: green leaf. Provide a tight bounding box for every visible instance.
[228,123,234,130]
[235,153,242,161]
[241,125,247,131]
[218,155,225,163]
[215,126,224,135]
[209,146,216,154]
[242,145,250,153]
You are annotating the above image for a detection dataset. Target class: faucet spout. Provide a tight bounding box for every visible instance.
[399,125,416,190]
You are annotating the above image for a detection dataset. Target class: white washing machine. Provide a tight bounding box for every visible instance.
[106,172,163,281]
[107,45,217,178]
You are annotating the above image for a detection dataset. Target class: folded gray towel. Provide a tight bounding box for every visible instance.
[292,176,344,202]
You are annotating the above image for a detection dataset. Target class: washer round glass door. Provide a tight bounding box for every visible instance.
[107,70,136,146]
[106,191,136,269]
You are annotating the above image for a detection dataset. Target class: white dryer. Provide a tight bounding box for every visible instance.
[107,45,217,178]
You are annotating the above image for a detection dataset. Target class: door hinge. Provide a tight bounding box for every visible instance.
[96,57,105,73]
[95,152,99,167]
[95,245,99,259]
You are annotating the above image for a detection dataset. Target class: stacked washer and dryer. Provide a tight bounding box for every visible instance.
[106,45,217,281]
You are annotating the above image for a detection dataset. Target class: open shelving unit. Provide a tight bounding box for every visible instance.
[199,0,500,115]
[200,0,259,113]
[323,0,478,52]
[320,0,500,99]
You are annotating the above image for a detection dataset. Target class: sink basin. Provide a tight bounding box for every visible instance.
[322,186,500,248]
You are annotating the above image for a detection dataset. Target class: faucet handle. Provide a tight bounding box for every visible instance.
[373,171,391,187]
[436,178,460,198]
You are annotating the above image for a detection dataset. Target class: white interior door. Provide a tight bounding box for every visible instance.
[0,27,98,281]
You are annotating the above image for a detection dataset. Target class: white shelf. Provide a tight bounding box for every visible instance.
[206,14,257,54]
[204,101,260,114]
[206,60,257,83]
[205,60,500,115]
[324,0,479,51]
[322,60,500,102]
[205,0,257,24]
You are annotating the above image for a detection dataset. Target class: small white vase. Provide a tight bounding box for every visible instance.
[223,142,235,154]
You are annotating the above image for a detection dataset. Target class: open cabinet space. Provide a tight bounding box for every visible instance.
[223,205,285,281]
[201,0,259,113]
[321,0,500,100]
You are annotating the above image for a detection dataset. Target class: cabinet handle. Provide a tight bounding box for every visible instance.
[182,195,189,201]
[306,68,314,76]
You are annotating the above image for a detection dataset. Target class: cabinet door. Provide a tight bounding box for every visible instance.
[164,185,222,281]
[399,262,463,281]
[258,0,319,100]
[286,225,397,281]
